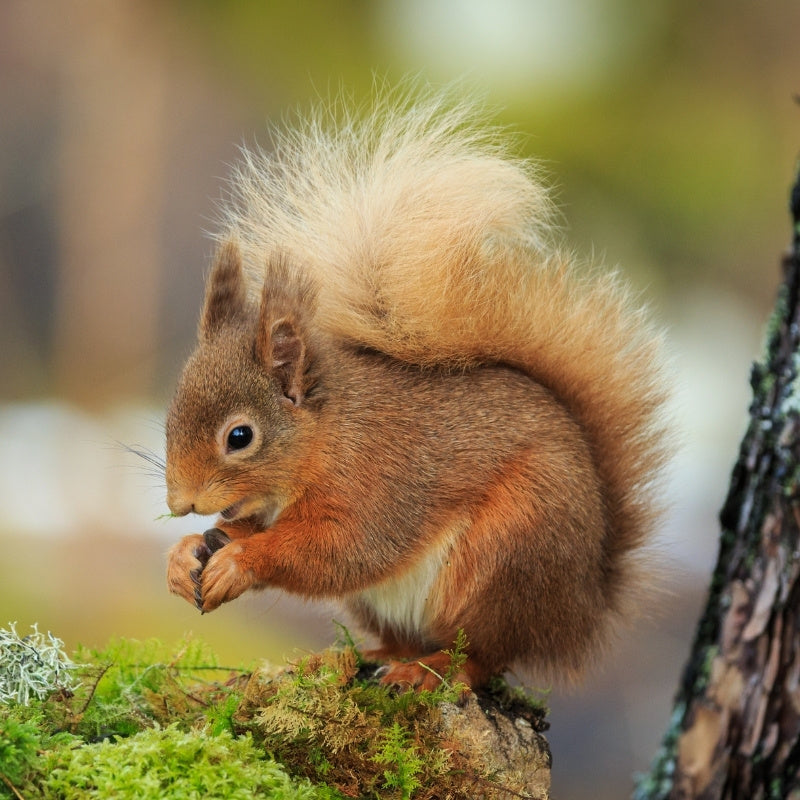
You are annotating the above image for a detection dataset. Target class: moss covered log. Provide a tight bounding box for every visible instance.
[0,631,550,799]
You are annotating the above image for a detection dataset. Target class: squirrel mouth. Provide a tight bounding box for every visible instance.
[219,496,283,527]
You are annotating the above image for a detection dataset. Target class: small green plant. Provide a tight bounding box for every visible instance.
[444,629,469,677]
[206,688,243,736]
[373,722,424,800]
[0,622,75,706]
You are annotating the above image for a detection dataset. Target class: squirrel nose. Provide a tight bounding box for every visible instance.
[167,488,196,517]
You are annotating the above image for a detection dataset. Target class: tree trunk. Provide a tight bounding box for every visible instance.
[635,165,800,800]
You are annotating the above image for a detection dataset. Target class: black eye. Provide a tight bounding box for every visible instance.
[227,425,253,451]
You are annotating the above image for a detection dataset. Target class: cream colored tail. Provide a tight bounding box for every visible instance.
[223,88,672,606]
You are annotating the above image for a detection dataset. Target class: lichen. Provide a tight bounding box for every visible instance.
[0,622,75,706]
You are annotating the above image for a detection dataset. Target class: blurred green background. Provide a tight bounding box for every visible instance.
[1,1,798,797]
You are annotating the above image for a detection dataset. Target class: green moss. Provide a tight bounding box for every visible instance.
[761,284,788,358]
[234,647,447,796]
[233,637,539,799]
[482,674,550,719]
[0,630,328,799]
[1,626,540,799]
[36,635,248,741]
[0,716,42,790]
[39,725,322,800]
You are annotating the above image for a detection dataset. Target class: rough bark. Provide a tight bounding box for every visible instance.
[635,164,800,800]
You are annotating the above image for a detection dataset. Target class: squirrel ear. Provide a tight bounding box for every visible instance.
[200,239,248,340]
[261,316,308,405]
[254,261,311,405]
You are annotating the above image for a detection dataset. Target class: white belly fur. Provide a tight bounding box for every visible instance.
[351,523,461,637]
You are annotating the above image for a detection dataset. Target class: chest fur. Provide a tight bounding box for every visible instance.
[348,524,461,637]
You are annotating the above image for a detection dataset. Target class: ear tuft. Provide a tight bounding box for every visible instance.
[200,239,248,339]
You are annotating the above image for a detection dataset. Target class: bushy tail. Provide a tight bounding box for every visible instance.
[222,87,673,610]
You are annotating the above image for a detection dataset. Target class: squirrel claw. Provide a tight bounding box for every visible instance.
[195,540,252,612]
[167,533,207,607]
[203,527,232,553]
[185,530,233,612]
[192,543,213,569]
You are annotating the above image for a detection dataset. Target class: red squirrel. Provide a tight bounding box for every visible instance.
[165,91,672,690]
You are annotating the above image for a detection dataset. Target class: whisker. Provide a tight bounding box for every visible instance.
[117,442,167,474]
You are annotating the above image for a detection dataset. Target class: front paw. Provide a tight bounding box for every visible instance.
[166,533,209,607]
[199,541,255,612]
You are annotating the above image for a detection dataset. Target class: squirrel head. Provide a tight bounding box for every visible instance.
[165,240,319,524]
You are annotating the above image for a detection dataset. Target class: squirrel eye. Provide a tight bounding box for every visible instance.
[227,425,254,451]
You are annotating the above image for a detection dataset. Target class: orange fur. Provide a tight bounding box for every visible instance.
[165,88,672,689]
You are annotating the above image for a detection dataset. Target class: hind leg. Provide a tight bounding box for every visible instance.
[378,649,494,691]
[355,619,494,690]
